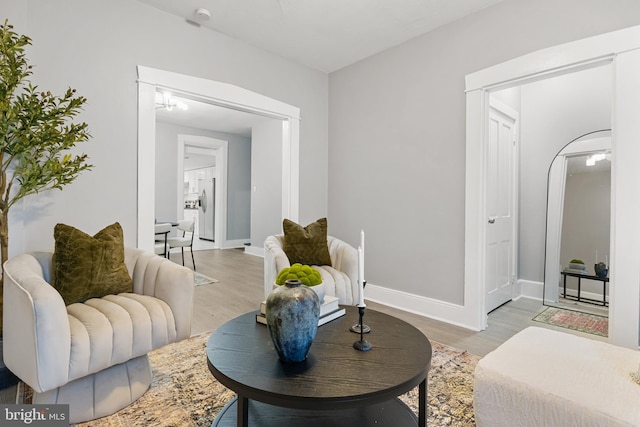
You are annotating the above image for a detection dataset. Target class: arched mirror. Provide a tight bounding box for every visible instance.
[543,130,611,315]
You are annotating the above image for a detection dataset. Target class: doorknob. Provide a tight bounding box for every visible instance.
[488,217,496,224]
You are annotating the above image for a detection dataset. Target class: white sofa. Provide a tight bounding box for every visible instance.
[3,248,194,423]
[264,234,358,304]
[474,326,640,426]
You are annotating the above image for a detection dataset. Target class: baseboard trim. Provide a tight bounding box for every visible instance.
[365,283,481,331]
[220,239,250,249]
[517,279,543,301]
[244,246,264,257]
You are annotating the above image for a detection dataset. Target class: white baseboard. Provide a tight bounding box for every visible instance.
[220,239,250,249]
[364,283,482,331]
[365,278,547,331]
[512,280,607,304]
[516,279,543,301]
[244,245,264,257]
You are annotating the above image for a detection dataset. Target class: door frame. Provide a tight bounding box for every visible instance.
[137,66,301,254]
[464,25,640,348]
[177,135,228,248]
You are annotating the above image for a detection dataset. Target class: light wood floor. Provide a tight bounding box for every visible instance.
[0,248,606,403]
[185,248,607,358]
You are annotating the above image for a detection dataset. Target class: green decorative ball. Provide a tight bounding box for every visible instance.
[276,263,322,286]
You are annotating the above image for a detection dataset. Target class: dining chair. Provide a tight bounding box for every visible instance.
[154,223,172,257]
[167,220,196,270]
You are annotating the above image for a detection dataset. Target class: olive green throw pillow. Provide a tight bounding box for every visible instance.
[53,222,132,305]
[282,218,332,266]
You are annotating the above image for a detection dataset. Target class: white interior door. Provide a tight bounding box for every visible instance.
[485,102,517,313]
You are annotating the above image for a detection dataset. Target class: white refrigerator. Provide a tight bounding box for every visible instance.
[198,178,215,241]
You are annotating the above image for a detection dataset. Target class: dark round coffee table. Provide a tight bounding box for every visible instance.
[206,305,432,426]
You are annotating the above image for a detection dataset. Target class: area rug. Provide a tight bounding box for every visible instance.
[194,272,219,286]
[70,332,479,426]
[533,306,608,337]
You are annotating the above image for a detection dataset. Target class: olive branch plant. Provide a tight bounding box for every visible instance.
[0,20,92,334]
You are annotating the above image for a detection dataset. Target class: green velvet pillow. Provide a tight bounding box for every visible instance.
[282,218,332,266]
[53,222,132,305]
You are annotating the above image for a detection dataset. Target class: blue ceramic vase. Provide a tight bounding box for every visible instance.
[265,279,320,363]
[594,262,608,278]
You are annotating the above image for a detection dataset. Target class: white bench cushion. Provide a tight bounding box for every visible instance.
[474,326,640,427]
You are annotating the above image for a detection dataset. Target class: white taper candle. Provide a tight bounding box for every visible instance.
[360,230,365,282]
[358,246,365,307]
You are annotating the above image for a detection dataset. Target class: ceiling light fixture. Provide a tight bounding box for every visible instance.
[585,153,607,166]
[155,92,188,112]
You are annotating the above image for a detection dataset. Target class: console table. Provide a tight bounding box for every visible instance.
[206,306,432,427]
[561,271,609,306]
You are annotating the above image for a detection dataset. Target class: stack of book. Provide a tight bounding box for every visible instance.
[564,261,589,275]
[256,295,346,327]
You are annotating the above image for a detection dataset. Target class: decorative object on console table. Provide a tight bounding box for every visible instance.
[564,258,587,275]
[265,279,321,363]
[594,262,608,278]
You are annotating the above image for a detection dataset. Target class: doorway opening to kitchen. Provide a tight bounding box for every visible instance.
[178,135,227,250]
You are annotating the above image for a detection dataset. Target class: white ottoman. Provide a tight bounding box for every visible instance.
[473,326,640,426]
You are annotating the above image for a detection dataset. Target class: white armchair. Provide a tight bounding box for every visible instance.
[264,235,359,304]
[3,247,194,423]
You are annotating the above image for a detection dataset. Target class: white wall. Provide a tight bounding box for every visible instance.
[9,0,328,253]
[328,0,640,308]
[491,87,521,112]
[155,122,181,224]
[225,134,252,241]
[3,1,32,258]
[251,119,284,248]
